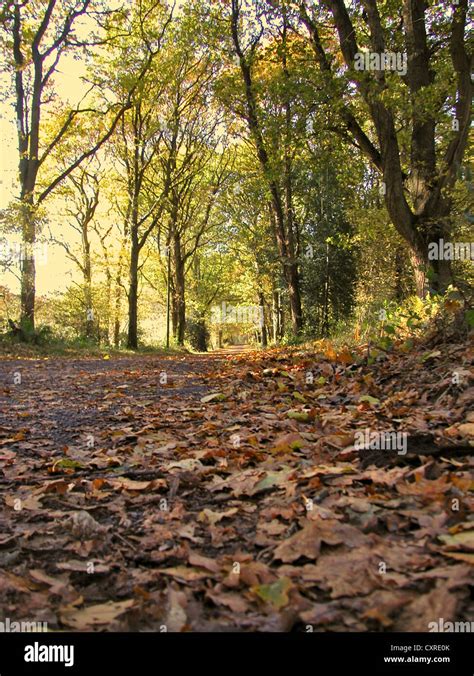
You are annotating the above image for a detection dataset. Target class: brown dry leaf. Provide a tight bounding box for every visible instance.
[211,469,266,497]
[188,552,220,573]
[438,529,474,552]
[391,581,460,632]
[29,569,68,589]
[206,590,249,614]
[299,464,356,479]
[299,603,343,627]
[5,493,43,511]
[274,519,366,563]
[39,479,71,495]
[2,571,38,593]
[56,560,110,573]
[397,475,450,498]
[297,550,384,598]
[238,561,275,587]
[110,477,166,492]
[164,587,188,632]
[198,507,238,525]
[158,566,216,582]
[360,467,410,486]
[359,590,416,628]
[456,422,474,438]
[60,599,135,630]
[271,433,304,453]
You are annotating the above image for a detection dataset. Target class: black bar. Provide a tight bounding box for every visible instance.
[0,632,471,675]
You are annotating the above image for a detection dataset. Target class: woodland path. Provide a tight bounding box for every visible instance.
[0,343,472,631]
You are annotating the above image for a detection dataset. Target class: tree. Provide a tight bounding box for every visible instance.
[297,0,472,295]
[50,162,101,339]
[151,14,230,346]
[0,0,155,331]
[100,0,174,349]
[229,0,303,333]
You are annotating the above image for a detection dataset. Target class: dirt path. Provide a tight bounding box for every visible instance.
[0,345,472,632]
[0,354,218,449]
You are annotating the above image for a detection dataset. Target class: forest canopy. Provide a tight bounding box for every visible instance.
[0,0,472,350]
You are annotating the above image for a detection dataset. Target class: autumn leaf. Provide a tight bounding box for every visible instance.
[251,577,293,609]
[60,600,135,630]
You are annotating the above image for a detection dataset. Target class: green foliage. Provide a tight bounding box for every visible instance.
[185,317,210,352]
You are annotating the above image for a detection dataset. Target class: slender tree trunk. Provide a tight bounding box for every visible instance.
[127,238,140,349]
[83,238,93,339]
[258,291,267,347]
[272,289,280,342]
[394,245,405,302]
[20,201,36,329]
[105,267,112,345]
[269,206,303,334]
[175,261,186,346]
[114,256,123,349]
[172,234,186,346]
[282,17,303,334]
[285,262,302,334]
[322,241,330,336]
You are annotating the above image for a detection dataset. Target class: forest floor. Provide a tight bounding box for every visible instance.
[0,337,472,631]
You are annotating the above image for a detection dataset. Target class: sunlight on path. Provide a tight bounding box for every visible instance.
[212,344,255,355]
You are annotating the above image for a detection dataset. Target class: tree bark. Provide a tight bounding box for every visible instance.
[127,238,140,349]
[20,201,36,329]
[173,235,186,346]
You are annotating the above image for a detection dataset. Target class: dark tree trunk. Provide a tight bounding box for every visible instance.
[127,239,140,349]
[258,292,268,347]
[172,235,186,346]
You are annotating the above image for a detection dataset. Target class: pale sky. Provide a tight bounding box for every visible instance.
[0,0,187,296]
[0,50,94,294]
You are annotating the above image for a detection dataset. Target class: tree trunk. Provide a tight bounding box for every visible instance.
[272,290,279,342]
[322,241,330,336]
[20,202,36,330]
[104,266,112,345]
[173,235,186,346]
[83,240,93,339]
[258,292,267,347]
[175,265,186,346]
[114,255,124,349]
[408,223,454,297]
[285,262,303,334]
[127,239,139,349]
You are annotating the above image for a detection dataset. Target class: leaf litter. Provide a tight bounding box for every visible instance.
[0,342,472,631]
